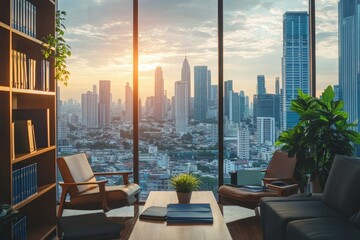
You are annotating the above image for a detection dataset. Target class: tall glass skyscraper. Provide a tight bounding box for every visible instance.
[257,75,266,95]
[282,11,310,130]
[339,0,360,134]
[154,66,164,121]
[99,80,111,127]
[194,66,208,121]
[181,56,191,119]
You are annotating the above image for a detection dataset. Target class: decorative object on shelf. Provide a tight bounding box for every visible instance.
[276,86,360,191]
[170,174,200,203]
[41,10,71,86]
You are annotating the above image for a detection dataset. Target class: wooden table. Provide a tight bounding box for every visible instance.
[129,191,232,240]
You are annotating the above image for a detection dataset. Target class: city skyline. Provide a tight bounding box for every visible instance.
[58,0,338,102]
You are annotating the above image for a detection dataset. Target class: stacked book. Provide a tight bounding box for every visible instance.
[12,0,37,38]
[12,215,27,239]
[166,203,213,224]
[12,163,38,205]
[12,119,37,157]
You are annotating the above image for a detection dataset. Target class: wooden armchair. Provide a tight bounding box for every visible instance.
[57,153,141,217]
[218,150,298,211]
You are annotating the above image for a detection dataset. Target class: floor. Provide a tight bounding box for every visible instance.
[61,205,263,240]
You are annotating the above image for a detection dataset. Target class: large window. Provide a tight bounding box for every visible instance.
[138,0,218,201]
[57,0,351,202]
[57,0,134,186]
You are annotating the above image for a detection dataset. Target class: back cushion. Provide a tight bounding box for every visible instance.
[265,150,297,179]
[58,153,97,195]
[322,155,360,218]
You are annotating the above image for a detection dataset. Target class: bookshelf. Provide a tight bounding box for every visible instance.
[0,0,56,239]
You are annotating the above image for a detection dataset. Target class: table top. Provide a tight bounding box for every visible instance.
[129,191,232,240]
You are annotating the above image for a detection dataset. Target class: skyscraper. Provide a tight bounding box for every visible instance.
[256,117,276,145]
[257,75,266,95]
[175,80,188,132]
[339,0,360,135]
[282,11,310,129]
[81,85,98,128]
[125,82,133,122]
[194,66,208,121]
[224,80,233,118]
[181,56,191,119]
[99,80,111,127]
[154,66,164,121]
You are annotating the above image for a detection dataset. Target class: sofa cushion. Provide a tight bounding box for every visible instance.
[322,155,360,218]
[262,200,340,240]
[350,210,360,228]
[286,217,360,240]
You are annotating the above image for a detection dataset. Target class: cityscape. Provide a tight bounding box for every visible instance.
[57,0,359,201]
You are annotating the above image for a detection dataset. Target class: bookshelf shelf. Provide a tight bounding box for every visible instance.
[12,183,56,211]
[12,146,56,163]
[0,0,56,239]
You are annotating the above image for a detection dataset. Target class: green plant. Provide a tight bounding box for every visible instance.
[42,10,71,86]
[276,86,360,190]
[170,174,200,193]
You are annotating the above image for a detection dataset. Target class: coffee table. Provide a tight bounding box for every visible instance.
[129,191,232,240]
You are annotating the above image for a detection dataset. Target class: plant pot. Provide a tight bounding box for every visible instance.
[176,191,192,203]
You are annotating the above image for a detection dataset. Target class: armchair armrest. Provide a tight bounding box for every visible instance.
[94,171,133,184]
[267,183,299,196]
[262,177,294,184]
[57,180,109,217]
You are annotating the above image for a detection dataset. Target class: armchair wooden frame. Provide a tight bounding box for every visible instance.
[57,153,140,218]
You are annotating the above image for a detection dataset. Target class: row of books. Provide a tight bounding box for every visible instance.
[12,215,27,239]
[12,50,50,91]
[12,0,37,38]
[12,163,38,205]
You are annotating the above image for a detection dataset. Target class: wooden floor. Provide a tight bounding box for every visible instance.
[61,204,263,240]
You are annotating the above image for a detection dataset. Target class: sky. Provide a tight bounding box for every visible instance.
[59,0,338,103]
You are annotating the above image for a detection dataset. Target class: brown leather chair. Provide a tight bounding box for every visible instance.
[57,153,141,217]
[218,150,298,210]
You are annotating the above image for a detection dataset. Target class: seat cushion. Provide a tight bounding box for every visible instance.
[58,212,124,240]
[219,185,279,203]
[286,217,360,240]
[322,155,360,218]
[71,183,140,205]
[262,200,340,240]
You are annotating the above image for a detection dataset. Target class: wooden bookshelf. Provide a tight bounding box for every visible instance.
[0,0,56,239]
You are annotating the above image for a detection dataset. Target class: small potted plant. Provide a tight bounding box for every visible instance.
[170,173,200,203]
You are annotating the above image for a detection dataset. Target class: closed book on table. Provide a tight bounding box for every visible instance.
[166,203,213,224]
[139,206,167,221]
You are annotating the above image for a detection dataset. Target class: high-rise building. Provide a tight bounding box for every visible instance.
[207,70,211,107]
[239,91,245,121]
[231,91,240,124]
[224,80,233,118]
[253,94,280,129]
[125,82,133,122]
[81,85,98,128]
[237,124,250,160]
[98,80,111,127]
[194,66,208,121]
[339,0,360,135]
[257,75,266,95]
[210,84,218,108]
[154,66,164,121]
[275,77,280,95]
[256,117,276,145]
[175,80,188,132]
[181,56,191,119]
[282,11,310,129]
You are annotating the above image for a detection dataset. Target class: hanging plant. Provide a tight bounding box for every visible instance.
[42,10,71,86]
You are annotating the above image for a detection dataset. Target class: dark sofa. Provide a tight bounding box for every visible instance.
[260,155,360,240]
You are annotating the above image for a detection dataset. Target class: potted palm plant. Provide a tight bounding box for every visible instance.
[170,173,200,203]
[276,86,360,191]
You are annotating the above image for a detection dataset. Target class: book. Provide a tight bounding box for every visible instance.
[166,203,213,224]
[13,109,50,148]
[13,119,35,154]
[139,206,167,221]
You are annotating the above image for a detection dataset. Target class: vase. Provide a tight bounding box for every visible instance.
[176,191,192,203]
